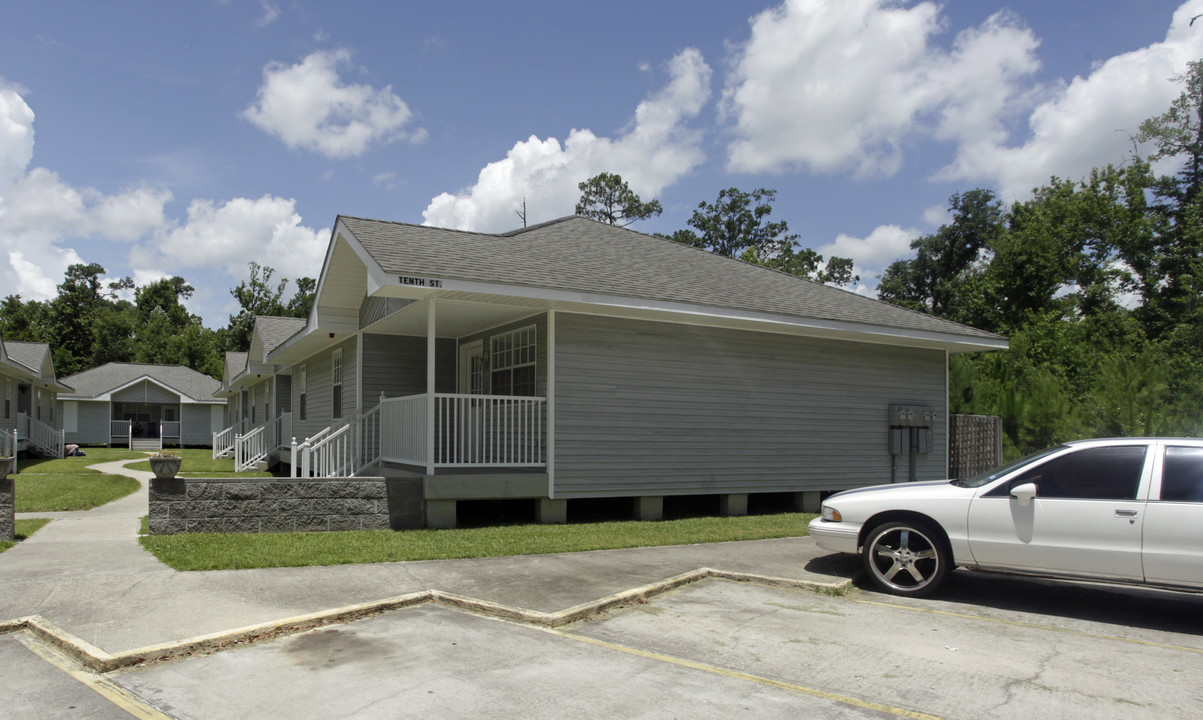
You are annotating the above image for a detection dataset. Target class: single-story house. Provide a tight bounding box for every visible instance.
[219,214,1007,528]
[0,335,70,459]
[213,316,305,461]
[58,363,225,451]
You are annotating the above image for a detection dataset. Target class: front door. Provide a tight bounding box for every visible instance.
[966,445,1150,581]
[458,340,485,395]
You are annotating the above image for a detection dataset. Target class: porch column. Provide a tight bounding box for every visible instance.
[426,299,436,476]
[546,309,555,498]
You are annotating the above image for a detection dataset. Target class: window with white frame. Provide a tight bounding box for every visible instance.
[3,379,10,419]
[490,326,536,396]
[35,388,41,420]
[299,364,308,421]
[331,348,343,419]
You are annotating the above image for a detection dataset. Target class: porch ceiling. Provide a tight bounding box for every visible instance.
[364,299,540,338]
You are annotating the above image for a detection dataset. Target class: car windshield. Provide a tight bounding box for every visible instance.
[956,445,1068,488]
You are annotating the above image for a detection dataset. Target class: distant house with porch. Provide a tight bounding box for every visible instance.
[215,215,1007,529]
[58,363,225,451]
[0,335,70,460]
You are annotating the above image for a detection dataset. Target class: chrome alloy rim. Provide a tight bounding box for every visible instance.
[869,527,940,591]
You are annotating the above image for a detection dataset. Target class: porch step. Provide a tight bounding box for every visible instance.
[131,439,161,452]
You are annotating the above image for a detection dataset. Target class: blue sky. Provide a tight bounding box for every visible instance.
[1,0,1200,328]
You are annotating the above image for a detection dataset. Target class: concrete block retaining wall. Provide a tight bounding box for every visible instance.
[1,477,13,542]
[148,476,418,535]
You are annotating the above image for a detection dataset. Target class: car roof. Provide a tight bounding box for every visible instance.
[1064,437,1203,447]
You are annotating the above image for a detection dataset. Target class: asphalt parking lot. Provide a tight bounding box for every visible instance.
[8,565,1202,720]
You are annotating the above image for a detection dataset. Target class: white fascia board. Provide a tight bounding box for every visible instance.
[373,275,1009,353]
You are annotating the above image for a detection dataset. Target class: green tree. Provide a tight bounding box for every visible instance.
[227,262,288,352]
[878,190,1003,326]
[671,187,796,258]
[49,263,109,375]
[574,172,663,226]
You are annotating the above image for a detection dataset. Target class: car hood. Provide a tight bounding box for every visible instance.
[826,479,968,503]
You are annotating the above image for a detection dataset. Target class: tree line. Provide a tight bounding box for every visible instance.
[877,61,1203,457]
[0,261,313,379]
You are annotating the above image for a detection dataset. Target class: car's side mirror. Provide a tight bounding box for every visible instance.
[1011,482,1038,507]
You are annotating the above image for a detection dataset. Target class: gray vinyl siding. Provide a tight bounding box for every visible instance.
[290,338,358,441]
[359,334,455,409]
[459,314,548,398]
[66,401,112,445]
[181,405,214,446]
[112,381,178,405]
[552,314,947,498]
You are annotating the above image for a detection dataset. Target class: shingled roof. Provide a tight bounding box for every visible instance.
[4,341,52,375]
[338,215,1003,344]
[60,363,222,403]
[255,316,306,354]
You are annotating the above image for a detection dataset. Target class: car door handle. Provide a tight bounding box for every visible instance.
[1115,509,1138,518]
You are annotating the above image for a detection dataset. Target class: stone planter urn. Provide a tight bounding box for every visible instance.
[148,456,182,480]
[0,456,12,480]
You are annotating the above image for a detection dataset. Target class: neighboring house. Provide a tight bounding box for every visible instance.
[58,363,225,451]
[220,214,1007,529]
[0,335,70,459]
[213,316,305,462]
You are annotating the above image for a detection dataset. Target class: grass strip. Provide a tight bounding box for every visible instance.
[124,448,271,476]
[140,513,815,571]
[0,518,53,553]
[14,474,140,513]
[16,448,145,473]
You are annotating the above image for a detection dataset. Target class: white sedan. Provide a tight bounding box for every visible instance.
[808,437,1203,597]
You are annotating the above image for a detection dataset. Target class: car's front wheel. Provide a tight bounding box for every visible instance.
[861,520,949,597]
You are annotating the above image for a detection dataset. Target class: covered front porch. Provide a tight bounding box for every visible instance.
[109,401,182,450]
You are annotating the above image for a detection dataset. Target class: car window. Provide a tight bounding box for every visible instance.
[1161,446,1203,502]
[990,446,1147,500]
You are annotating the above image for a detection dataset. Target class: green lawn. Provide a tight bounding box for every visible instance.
[14,473,141,512]
[16,447,144,473]
[0,518,53,553]
[139,512,816,571]
[124,448,273,477]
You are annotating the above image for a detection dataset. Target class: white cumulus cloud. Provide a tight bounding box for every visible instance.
[243,49,425,159]
[819,224,919,280]
[0,79,173,301]
[939,0,1203,200]
[722,0,1041,178]
[146,195,328,284]
[423,48,712,232]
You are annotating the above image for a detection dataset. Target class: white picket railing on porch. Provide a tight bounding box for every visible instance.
[22,413,65,459]
[111,419,132,449]
[380,393,546,468]
[160,420,181,447]
[212,419,247,459]
[234,424,267,472]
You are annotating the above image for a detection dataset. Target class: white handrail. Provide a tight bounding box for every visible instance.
[26,414,65,459]
[234,425,267,472]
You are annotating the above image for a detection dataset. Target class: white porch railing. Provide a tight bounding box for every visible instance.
[212,419,248,459]
[161,420,181,445]
[111,419,132,448]
[234,425,267,472]
[1,428,17,472]
[289,403,382,479]
[24,413,65,459]
[380,393,546,468]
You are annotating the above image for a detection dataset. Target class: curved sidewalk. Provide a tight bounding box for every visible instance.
[1,459,854,657]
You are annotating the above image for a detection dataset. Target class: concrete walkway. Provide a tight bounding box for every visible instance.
[1,459,853,657]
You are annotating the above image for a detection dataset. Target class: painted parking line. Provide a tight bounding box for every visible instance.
[13,633,175,720]
[851,597,1203,655]
[555,628,946,720]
